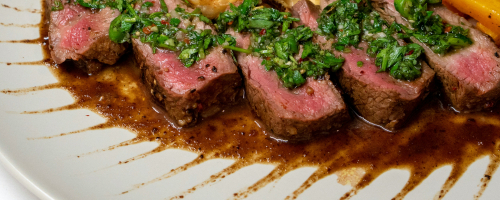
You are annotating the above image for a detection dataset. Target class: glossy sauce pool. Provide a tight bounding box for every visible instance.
[2,1,500,199]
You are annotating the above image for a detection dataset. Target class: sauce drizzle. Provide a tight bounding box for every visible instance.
[2,1,500,199]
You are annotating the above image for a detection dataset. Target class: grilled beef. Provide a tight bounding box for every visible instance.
[133,0,242,127]
[228,29,351,141]
[48,0,127,74]
[372,0,500,112]
[294,0,435,129]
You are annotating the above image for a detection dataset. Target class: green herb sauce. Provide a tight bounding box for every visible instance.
[53,0,235,68]
[318,0,423,81]
[108,1,233,67]
[217,0,345,88]
[394,0,473,54]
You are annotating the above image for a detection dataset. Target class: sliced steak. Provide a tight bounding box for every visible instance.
[296,0,435,130]
[337,44,435,129]
[133,0,242,127]
[228,29,351,141]
[372,0,500,111]
[47,0,127,75]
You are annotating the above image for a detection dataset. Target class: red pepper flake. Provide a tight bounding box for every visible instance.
[161,20,169,25]
[184,38,190,44]
[259,29,266,35]
[444,26,452,33]
[228,21,233,25]
[284,15,288,19]
[265,57,271,60]
[151,24,157,27]
[297,58,304,63]
[452,87,457,91]
[143,27,152,34]
[339,29,344,32]
[406,50,414,56]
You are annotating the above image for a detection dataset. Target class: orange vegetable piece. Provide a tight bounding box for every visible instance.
[442,0,468,18]
[477,22,500,45]
[443,0,500,35]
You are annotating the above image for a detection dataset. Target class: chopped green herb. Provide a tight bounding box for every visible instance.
[219,0,344,88]
[318,0,424,81]
[53,0,139,12]
[175,7,211,24]
[142,2,154,8]
[108,1,235,67]
[51,0,64,11]
[170,18,181,26]
[393,0,472,54]
[215,0,299,34]
[159,0,168,12]
[317,0,364,50]
[76,0,107,9]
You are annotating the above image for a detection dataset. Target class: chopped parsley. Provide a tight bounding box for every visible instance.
[318,0,424,81]
[51,0,64,11]
[51,0,135,12]
[317,0,365,51]
[109,2,236,67]
[394,0,472,54]
[368,36,423,80]
[216,0,345,88]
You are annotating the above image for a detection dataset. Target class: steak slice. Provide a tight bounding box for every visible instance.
[337,44,435,129]
[133,0,242,127]
[47,0,127,75]
[228,29,351,141]
[295,0,435,130]
[372,0,500,112]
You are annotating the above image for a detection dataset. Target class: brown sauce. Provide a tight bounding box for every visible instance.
[1,4,42,13]
[2,1,500,199]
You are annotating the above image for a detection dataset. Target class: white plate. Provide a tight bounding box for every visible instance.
[1,0,500,199]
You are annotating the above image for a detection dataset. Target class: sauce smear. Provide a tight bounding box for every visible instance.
[2,1,500,199]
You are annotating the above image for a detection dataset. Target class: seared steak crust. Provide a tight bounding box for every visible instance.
[133,40,242,127]
[338,62,435,129]
[132,0,242,127]
[245,73,351,141]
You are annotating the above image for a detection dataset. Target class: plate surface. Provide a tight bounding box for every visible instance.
[0,0,500,199]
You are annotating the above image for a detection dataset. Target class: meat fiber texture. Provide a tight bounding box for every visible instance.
[371,0,500,112]
[47,0,127,75]
[295,0,435,130]
[227,28,350,141]
[133,0,242,127]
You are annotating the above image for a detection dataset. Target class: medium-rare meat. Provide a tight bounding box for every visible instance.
[372,0,500,112]
[295,0,435,129]
[337,44,435,129]
[47,0,127,74]
[133,0,242,127]
[228,29,351,141]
